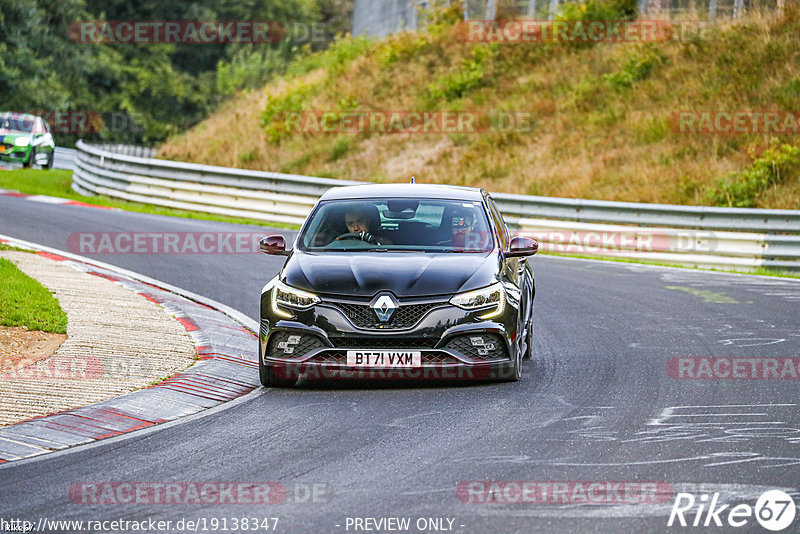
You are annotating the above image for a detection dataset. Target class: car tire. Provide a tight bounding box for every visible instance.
[503,289,530,382]
[259,359,297,387]
[23,148,35,168]
[503,342,522,382]
[523,282,535,361]
[45,151,54,170]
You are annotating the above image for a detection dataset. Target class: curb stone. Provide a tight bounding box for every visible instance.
[0,238,259,463]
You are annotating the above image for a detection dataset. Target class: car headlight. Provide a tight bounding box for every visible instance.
[14,138,30,147]
[271,280,320,318]
[449,282,506,319]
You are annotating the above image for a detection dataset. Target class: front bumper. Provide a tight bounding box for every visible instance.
[259,294,520,382]
[0,146,30,161]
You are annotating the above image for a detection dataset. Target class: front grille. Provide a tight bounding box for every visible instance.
[333,301,443,329]
[421,354,456,365]
[309,351,460,365]
[330,337,437,349]
[445,333,509,361]
[267,331,325,358]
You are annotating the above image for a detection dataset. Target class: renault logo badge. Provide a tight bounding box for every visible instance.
[371,293,398,323]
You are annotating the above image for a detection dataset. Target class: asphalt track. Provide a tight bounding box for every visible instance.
[1,194,799,533]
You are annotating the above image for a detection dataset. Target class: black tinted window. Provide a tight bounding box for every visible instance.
[299,198,494,252]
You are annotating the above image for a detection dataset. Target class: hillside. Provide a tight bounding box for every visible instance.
[158,1,800,209]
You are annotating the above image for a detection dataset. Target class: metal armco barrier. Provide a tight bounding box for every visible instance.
[73,140,361,226]
[73,141,800,272]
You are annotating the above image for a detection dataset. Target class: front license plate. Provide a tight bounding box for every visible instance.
[346,350,421,367]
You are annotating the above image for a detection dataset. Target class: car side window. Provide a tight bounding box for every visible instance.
[485,196,508,249]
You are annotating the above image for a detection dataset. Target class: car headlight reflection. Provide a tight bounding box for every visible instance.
[14,137,30,147]
[449,282,506,319]
[271,280,320,318]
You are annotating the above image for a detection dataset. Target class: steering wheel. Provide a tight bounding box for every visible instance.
[336,232,367,241]
[336,231,383,245]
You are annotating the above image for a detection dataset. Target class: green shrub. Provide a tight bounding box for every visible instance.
[553,0,638,50]
[238,149,257,164]
[710,143,800,207]
[260,83,320,144]
[428,44,497,102]
[287,35,372,78]
[633,116,668,143]
[216,48,289,95]
[776,77,800,111]
[557,0,638,22]
[603,45,667,89]
[329,137,352,161]
[377,35,432,66]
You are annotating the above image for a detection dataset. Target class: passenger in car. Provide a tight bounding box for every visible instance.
[451,210,485,250]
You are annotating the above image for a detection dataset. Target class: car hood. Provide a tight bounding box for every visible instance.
[282,251,501,298]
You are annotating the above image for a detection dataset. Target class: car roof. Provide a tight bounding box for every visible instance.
[319,183,486,201]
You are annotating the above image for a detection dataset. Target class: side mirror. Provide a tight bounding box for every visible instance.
[260,235,289,256]
[506,236,538,257]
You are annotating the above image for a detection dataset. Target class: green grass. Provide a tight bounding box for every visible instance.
[0,243,33,253]
[0,169,300,230]
[0,258,68,333]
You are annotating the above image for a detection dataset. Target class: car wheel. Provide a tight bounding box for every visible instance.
[503,290,529,382]
[523,282,534,361]
[45,151,54,170]
[504,336,522,382]
[259,359,297,387]
[23,148,35,168]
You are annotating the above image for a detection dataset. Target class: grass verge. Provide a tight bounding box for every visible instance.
[0,243,34,253]
[0,169,300,230]
[0,258,68,333]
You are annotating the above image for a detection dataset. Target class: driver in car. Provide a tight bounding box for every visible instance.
[338,207,391,245]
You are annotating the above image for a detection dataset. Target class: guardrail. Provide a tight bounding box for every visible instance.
[53,147,76,171]
[73,140,360,225]
[89,144,156,159]
[73,140,800,272]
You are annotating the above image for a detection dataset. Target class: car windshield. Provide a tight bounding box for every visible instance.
[0,114,34,133]
[299,198,494,253]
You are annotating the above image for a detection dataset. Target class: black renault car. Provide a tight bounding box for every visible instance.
[258,183,537,386]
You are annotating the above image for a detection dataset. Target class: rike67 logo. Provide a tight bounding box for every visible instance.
[668,490,796,531]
